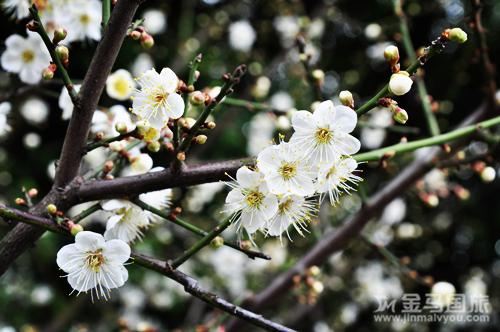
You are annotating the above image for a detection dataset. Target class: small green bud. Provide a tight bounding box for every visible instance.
[311,69,325,82]
[55,45,69,61]
[141,34,154,49]
[147,141,161,153]
[70,224,84,236]
[393,107,408,124]
[194,135,207,145]
[384,45,399,64]
[210,236,224,248]
[339,90,354,108]
[190,91,205,106]
[53,28,67,44]
[47,204,57,215]
[115,121,128,134]
[447,28,467,43]
[42,67,54,80]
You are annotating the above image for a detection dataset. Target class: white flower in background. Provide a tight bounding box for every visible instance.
[91,105,135,137]
[131,53,154,77]
[59,85,81,120]
[139,167,172,221]
[1,33,50,84]
[106,69,136,101]
[59,0,102,42]
[270,91,295,113]
[389,71,413,96]
[204,246,247,296]
[290,100,360,165]
[251,76,271,99]
[2,0,30,19]
[228,20,256,52]
[273,15,300,47]
[257,142,316,196]
[317,156,361,204]
[143,9,167,35]
[366,41,393,63]
[266,195,316,239]
[0,102,12,137]
[20,98,49,125]
[101,200,150,243]
[355,262,403,304]
[23,132,41,149]
[225,166,278,234]
[130,153,153,174]
[132,67,184,129]
[186,182,225,213]
[360,107,393,149]
[56,231,130,300]
[430,281,456,307]
[423,169,447,193]
[364,23,382,40]
[246,113,275,156]
[379,198,406,225]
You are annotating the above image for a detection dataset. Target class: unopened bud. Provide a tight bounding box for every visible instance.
[339,90,354,108]
[206,121,216,129]
[384,45,400,64]
[480,166,496,183]
[70,224,84,236]
[53,28,67,44]
[42,67,54,80]
[141,34,154,49]
[426,194,439,207]
[27,188,38,198]
[389,71,413,96]
[210,236,224,248]
[190,91,205,106]
[393,107,408,124]
[115,122,128,134]
[308,265,320,276]
[46,204,57,215]
[147,141,161,152]
[195,135,207,145]
[176,152,186,161]
[103,160,114,173]
[15,197,26,206]
[311,69,325,83]
[446,28,467,44]
[240,240,252,250]
[55,45,69,61]
[26,20,38,31]
[312,281,324,294]
[129,30,141,40]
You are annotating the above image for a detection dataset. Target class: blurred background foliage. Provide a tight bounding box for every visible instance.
[1,0,500,331]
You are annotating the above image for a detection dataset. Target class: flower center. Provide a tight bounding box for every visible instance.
[154,92,168,105]
[278,198,293,214]
[22,50,34,63]
[114,79,130,96]
[326,165,337,179]
[245,190,264,208]
[315,127,333,145]
[80,14,90,25]
[85,249,105,272]
[278,162,297,181]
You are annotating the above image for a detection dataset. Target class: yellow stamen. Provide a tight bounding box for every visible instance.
[246,190,264,208]
[315,127,333,144]
[85,249,105,272]
[278,162,297,181]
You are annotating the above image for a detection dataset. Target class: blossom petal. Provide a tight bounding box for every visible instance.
[332,105,358,133]
[313,100,336,127]
[56,244,80,272]
[166,93,184,119]
[1,51,23,72]
[75,231,105,251]
[236,166,261,188]
[101,199,127,211]
[159,67,178,93]
[291,110,315,133]
[336,133,361,155]
[103,239,131,264]
[241,211,266,233]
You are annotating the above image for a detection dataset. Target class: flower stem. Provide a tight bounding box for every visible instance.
[72,203,101,222]
[85,129,138,152]
[222,97,273,112]
[29,5,78,103]
[102,0,111,27]
[171,217,233,268]
[134,199,270,260]
[354,115,500,162]
[394,0,440,136]
[356,32,450,117]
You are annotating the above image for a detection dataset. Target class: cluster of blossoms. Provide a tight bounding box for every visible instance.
[225,100,363,239]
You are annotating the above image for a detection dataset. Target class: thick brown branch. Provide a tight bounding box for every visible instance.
[72,158,251,203]
[54,0,143,187]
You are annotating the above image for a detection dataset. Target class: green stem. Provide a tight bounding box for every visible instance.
[172,217,233,268]
[72,203,101,222]
[86,130,137,152]
[354,115,500,162]
[29,5,78,102]
[395,0,440,136]
[135,199,270,260]
[222,97,273,112]
[102,0,111,27]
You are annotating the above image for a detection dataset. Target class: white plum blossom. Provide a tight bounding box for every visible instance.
[101,200,151,244]
[360,107,393,149]
[131,53,154,77]
[270,91,295,113]
[1,33,50,84]
[59,85,81,120]
[2,0,30,19]
[59,0,102,42]
[317,156,362,204]
[225,166,278,234]
[389,71,413,96]
[266,195,316,239]
[106,69,136,101]
[91,105,136,137]
[20,98,49,125]
[290,100,360,166]
[246,112,275,156]
[430,281,456,307]
[130,153,154,175]
[132,67,184,129]
[257,142,316,196]
[0,102,12,137]
[228,20,256,52]
[56,231,130,300]
[142,9,167,35]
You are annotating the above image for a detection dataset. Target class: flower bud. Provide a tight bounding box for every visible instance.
[240,240,252,250]
[55,45,69,62]
[389,71,413,96]
[339,90,354,108]
[176,152,186,161]
[147,141,161,152]
[194,135,207,145]
[190,91,205,106]
[308,265,320,276]
[42,67,54,80]
[311,69,325,83]
[115,122,128,134]
[15,198,26,206]
[28,188,38,198]
[53,28,67,44]
[70,224,84,236]
[210,236,224,248]
[384,45,400,64]
[431,281,456,307]
[130,153,153,173]
[480,166,496,183]
[311,280,324,294]
[46,204,57,215]
[446,28,467,43]
[392,107,408,124]
[141,33,154,49]
[129,30,141,40]
[103,160,114,173]
[206,121,216,129]
[109,141,126,151]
